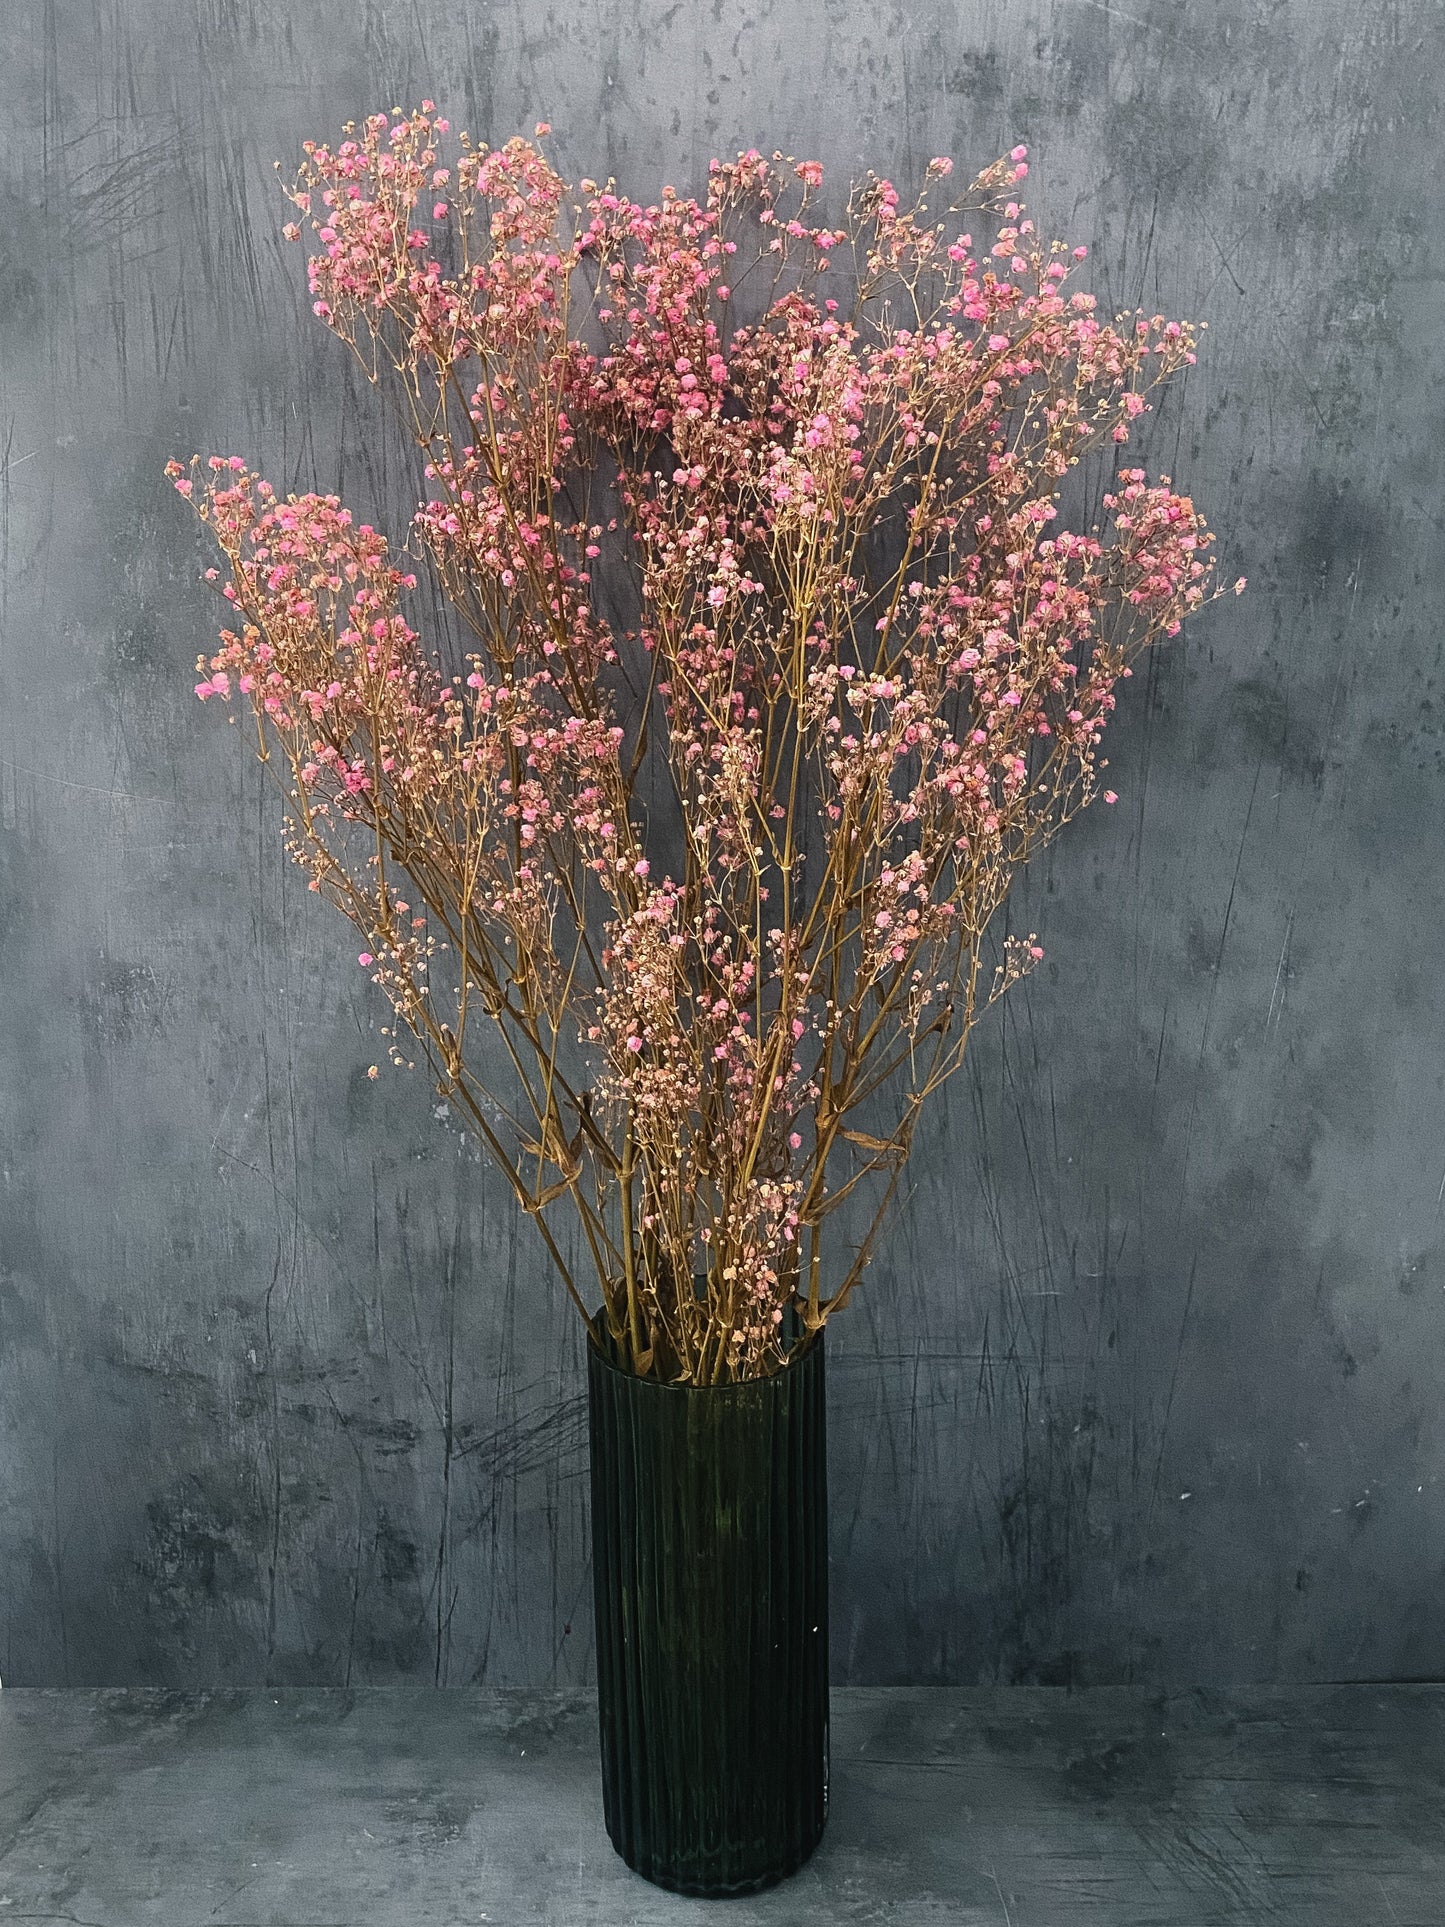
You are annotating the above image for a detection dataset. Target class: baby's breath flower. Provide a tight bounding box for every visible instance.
[174,107,1233,1382]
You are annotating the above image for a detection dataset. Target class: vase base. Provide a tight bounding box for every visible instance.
[607,1814,827,1898]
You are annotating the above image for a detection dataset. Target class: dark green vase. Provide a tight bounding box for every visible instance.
[587,1320,829,1896]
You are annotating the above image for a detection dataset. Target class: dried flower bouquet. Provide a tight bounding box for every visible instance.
[171,105,1237,1383]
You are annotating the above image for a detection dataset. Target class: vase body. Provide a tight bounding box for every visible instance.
[587,1324,829,1896]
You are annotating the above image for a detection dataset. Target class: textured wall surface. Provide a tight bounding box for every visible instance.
[2,0,1442,1689]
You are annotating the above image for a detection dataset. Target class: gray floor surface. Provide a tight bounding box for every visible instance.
[0,1685,1439,1925]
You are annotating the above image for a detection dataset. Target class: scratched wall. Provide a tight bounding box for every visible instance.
[2,0,1441,1689]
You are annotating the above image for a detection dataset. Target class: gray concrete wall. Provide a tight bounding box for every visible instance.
[1,0,1441,1688]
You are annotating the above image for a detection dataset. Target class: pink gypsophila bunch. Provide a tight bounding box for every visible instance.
[172,105,1240,1382]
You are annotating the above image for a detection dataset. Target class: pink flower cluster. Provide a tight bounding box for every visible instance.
[173,106,1235,1381]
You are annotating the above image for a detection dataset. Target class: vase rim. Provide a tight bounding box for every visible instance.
[585,1308,822,1390]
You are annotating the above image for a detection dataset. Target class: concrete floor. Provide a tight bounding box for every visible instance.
[0,1685,1440,1924]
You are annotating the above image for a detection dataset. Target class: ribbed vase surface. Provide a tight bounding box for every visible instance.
[587,1324,829,1896]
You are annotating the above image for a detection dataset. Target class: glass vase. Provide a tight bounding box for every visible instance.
[586,1319,829,1896]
